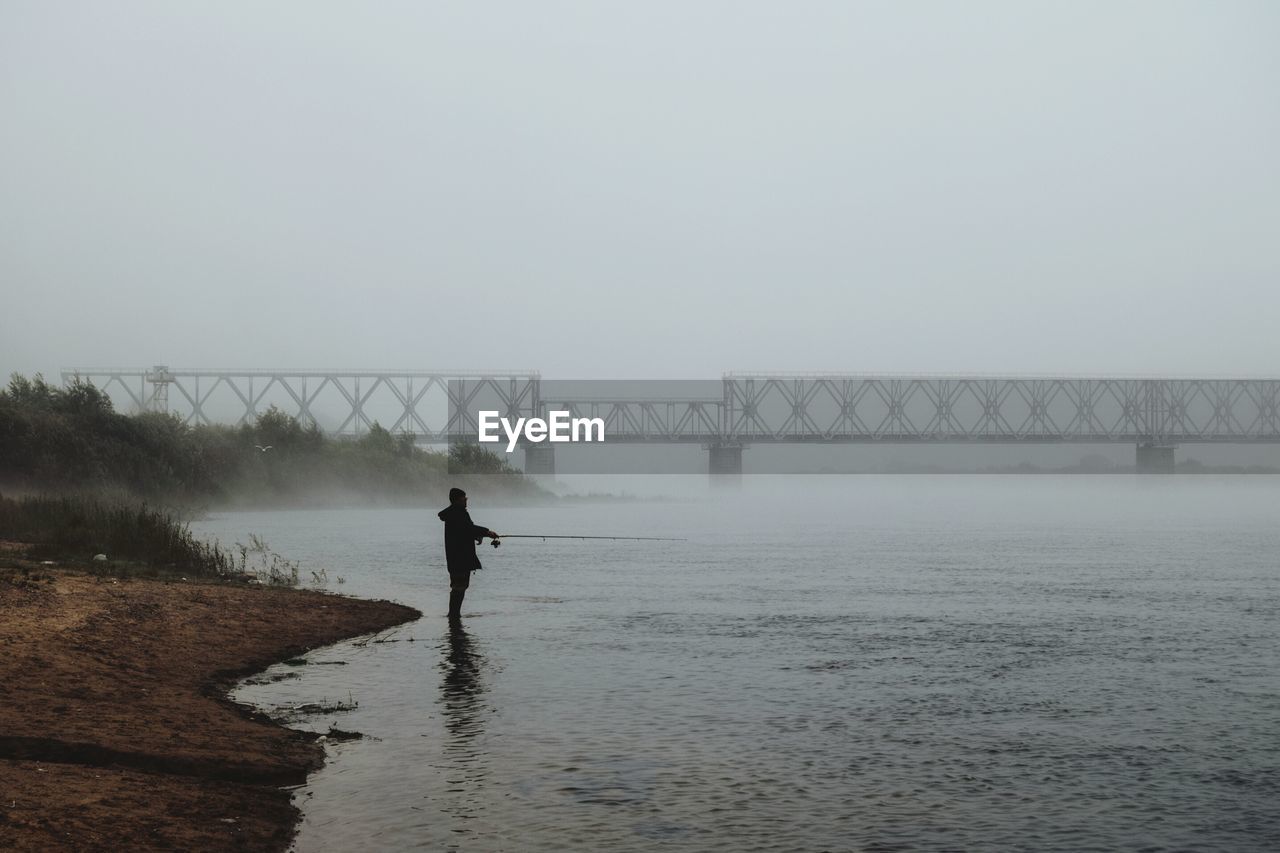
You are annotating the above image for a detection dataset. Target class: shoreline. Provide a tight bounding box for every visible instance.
[0,556,421,852]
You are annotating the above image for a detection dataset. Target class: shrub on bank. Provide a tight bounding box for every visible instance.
[0,373,543,507]
[0,493,235,577]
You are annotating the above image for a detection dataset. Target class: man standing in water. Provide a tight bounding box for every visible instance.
[438,487,500,619]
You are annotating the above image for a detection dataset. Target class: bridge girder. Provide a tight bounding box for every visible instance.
[61,368,541,440]
[61,369,1280,445]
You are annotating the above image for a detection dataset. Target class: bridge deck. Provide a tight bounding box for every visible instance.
[62,369,1280,444]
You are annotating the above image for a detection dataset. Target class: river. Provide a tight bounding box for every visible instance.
[193,476,1280,851]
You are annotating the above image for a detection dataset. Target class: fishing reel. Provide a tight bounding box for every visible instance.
[491,538,502,548]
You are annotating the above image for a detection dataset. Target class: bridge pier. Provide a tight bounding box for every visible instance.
[1136,442,1176,474]
[708,442,743,484]
[523,443,555,477]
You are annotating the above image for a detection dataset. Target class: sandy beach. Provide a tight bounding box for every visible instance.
[0,550,420,852]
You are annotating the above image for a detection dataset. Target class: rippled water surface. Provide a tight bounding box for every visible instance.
[194,477,1280,851]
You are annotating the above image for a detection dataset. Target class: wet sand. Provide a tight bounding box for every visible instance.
[0,556,420,852]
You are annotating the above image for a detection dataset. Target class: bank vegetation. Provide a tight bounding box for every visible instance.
[0,373,544,509]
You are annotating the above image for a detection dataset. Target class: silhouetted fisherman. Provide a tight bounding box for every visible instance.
[437,487,500,619]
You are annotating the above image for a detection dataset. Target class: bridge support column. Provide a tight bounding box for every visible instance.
[1136,442,1176,474]
[708,442,743,484]
[523,443,555,477]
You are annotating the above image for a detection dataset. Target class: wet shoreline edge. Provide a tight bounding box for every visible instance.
[0,564,421,852]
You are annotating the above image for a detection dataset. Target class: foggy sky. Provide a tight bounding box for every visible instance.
[2,1,1277,380]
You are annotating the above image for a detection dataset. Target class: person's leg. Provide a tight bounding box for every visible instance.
[448,571,470,618]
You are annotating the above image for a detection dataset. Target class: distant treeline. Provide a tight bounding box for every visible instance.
[0,374,544,507]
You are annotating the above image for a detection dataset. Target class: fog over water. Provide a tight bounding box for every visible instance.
[214,477,1280,851]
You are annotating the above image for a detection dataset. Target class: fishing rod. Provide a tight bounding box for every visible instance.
[491,534,685,547]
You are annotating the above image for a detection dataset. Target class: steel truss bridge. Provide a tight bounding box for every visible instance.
[61,367,541,438]
[63,367,1280,474]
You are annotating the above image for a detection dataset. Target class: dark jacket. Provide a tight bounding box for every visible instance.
[438,503,489,573]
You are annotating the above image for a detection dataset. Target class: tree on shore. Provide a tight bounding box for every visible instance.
[0,374,543,507]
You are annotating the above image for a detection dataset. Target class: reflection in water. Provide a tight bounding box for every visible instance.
[437,620,489,843]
